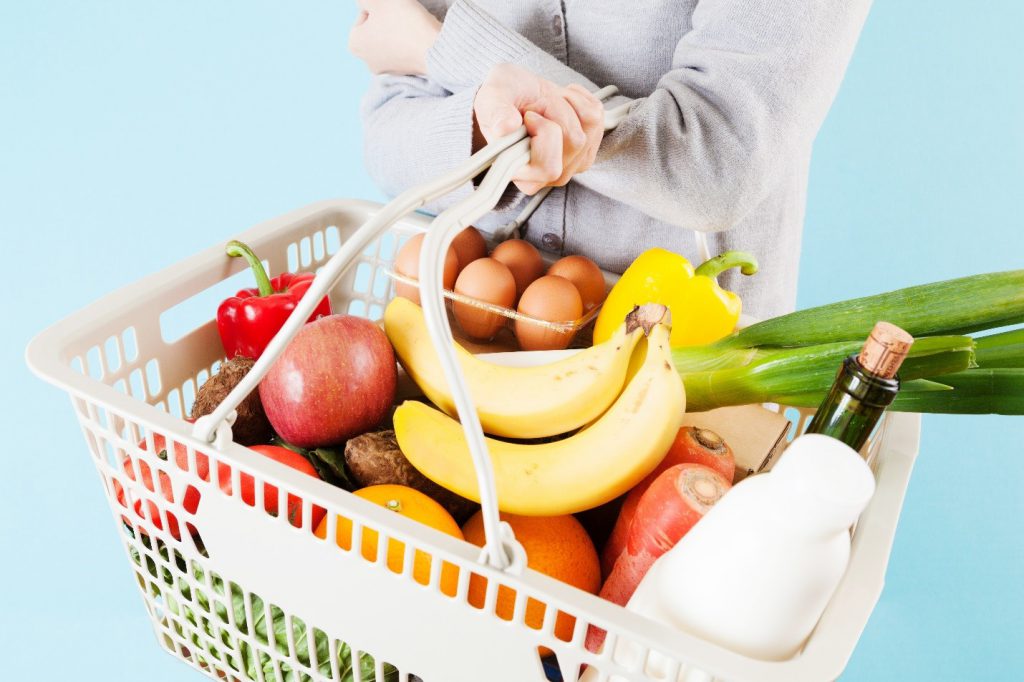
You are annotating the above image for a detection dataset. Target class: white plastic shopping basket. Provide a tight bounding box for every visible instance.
[27,87,921,682]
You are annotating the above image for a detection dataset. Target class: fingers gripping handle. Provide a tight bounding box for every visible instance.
[493,85,629,241]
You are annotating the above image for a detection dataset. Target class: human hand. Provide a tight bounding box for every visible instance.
[349,0,441,75]
[474,64,605,195]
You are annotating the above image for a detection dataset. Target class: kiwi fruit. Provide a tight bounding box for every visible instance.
[191,356,273,446]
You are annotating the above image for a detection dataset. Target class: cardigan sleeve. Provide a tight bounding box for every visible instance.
[423,0,871,232]
[361,71,527,220]
[361,75,475,209]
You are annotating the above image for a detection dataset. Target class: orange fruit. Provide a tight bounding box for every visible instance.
[462,512,601,653]
[315,485,463,595]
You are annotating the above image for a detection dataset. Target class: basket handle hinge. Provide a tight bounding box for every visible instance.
[193,411,237,452]
[478,521,527,575]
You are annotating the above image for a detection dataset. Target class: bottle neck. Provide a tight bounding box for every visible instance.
[837,355,900,408]
[805,355,900,451]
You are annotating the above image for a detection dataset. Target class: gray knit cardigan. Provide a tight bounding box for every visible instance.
[361,0,872,318]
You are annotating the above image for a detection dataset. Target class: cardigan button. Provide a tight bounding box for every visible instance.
[541,232,563,251]
[552,14,563,37]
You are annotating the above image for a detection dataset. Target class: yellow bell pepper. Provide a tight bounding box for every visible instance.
[594,248,759,347]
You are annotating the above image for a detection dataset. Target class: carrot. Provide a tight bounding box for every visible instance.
[600,428,734,577]
[600,486,643,578]
[671,427,736,482]
[588,464,730,652]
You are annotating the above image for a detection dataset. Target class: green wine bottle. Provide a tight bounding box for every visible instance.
[805,322,914,452]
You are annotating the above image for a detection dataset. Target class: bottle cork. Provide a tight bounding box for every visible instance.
[857,321,914,379]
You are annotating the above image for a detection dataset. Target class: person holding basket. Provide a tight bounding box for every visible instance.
[348,0,870,319]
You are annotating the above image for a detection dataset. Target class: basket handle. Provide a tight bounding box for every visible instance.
[416,89,630,572]
[195,85,631,574]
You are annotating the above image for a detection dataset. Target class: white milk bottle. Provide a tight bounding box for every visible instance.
[585,434,875,680]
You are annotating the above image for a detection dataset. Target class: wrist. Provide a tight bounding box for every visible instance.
[426,1,533,91]
[413,16,442,75]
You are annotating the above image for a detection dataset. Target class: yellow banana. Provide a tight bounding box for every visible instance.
[392,307,685,516]
[384,297,643,439]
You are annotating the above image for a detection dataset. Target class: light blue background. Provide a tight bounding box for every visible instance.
[2,2,1022,680]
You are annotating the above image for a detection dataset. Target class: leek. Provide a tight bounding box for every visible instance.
[974,328,1024,368]
[761,371,1024,415]
[889,369,1024,414]
[767,378,953,410]
[711,270,1024,349]
[670,270,1024,415]
[679,335,975,412]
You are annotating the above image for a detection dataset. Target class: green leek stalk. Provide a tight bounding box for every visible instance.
[706,270,1024,350]
[670,270,1024,414]
[891,369,1024,414]
[974,328,1024,368]
[774,369,1024,415]
[679,336,975,412]
[692,328,1024,414]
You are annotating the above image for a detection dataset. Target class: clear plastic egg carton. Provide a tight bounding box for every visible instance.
[383,268,604,351]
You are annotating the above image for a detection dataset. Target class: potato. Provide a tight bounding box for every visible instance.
[344,430,477,522]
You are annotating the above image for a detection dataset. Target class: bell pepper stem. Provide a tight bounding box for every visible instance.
[694,250,759,279]
[226,240,275,297]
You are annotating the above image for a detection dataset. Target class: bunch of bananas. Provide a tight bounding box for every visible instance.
[384,298,685,516]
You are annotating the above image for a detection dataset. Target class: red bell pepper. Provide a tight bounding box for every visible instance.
[216,240,332,359]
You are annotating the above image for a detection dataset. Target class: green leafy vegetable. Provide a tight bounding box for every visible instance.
[306,447,359,491]
[129,532,397,682]
[272,437,359,492]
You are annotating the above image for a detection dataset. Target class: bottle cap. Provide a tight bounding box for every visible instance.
[857,321,914,379]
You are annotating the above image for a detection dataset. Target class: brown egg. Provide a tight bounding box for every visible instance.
[453,258,517,340]
[547,255,607,313]
[393,233,459,305]
[491,239,546,300]
[451,227,488,269]
[515,275,584,351]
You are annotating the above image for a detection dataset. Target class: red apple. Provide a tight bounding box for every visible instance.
[259,315,397,448]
